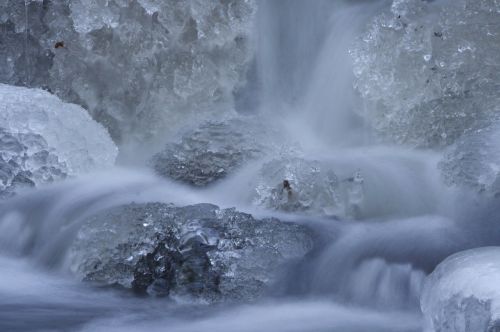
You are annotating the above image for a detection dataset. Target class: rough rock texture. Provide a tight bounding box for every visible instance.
[151,118,274,186]
[253,157,364,219]
[421,247,500,332]
[0,0,256,143]
[351,0,500,148]
[69,202,313,302]
[0,84,117,197]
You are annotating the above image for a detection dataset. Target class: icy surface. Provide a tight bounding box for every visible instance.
[253,157,364,219]
[69,202,313,302]
[0,84,117,196]
[0,128,67,198]
[0,0,256,143]
[351,0,500,148]
[421,247,500,332]
[151,118,275,186]
[440,125,500,196]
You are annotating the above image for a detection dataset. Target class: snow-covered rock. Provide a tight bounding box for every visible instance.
[0,84,117,196]
[69,202,313,302]
[421,247,500,332]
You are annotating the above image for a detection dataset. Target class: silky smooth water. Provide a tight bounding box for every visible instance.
[1,0,496,331]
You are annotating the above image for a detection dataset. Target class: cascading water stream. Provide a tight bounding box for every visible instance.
[248,0,452,311]
[0,169,205,267]
[255,0,389,149]
[1,0,498,331]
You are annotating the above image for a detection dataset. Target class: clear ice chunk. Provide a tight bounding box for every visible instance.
[0,0,256,143]
[151,118,276,186]
[351,0,500,148]
[253,157,365,219]
[439,124,500,196]
[0,84,117,196]
[421,247,500,332]
[68,202,313,302]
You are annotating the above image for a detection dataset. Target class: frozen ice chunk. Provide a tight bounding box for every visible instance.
[151,118,274,186]
[0,0,256,143]
[421,247,500,332]
[68,202,313,302]
[351,0,500,147]
[440,124,500,196]
[0,84,117,196]
[253,157,364,219]
[254,158,341,216]
[0,128,67,198]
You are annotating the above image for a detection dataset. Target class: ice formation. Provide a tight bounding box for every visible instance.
[0,84,117,196]
[69,202,313,301]
[151,118,277,186]
[440,124,500,196]
[0,128,67,198]
[0,0,256,142]
[421,247,500,332]
[351,0,500,148]
[253,157,364,219]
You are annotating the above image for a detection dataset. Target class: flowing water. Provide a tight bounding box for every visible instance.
[1,0,497,331]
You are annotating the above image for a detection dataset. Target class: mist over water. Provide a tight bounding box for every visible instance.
[0,0,499,331]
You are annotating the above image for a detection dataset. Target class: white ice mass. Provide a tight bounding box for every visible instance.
[421,247,500,332]
[0,84,117,196]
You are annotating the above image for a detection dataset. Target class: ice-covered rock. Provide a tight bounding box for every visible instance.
[253,157,364,219]
[0,0,256,143]
[351,0,500,148]
[421,247,500,332]
[151,118,277,186]
[0,128,67,198]
[439,124,500,196]
[68,202,313,302]
[0,84,117,196]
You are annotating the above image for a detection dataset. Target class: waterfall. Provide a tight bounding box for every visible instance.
[255,0,388,148]
[0,0,498,331]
